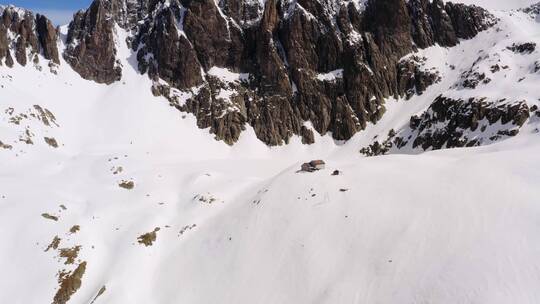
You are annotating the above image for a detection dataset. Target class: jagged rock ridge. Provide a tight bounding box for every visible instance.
[1,0,496,145]
[360,96,537,156]
[133,0,495,145]
[0,5,59,69]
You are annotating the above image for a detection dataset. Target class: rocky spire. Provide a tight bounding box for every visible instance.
[36,14,60,64]
[64,0,122,84]
[134,0,204,89]
[0,0,497,146]
[0,6,59,68]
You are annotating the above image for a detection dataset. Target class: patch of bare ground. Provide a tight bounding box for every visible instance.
[33,105,59,127]
[69,225,80,234]
[118,180,135,190]
[52,261,87,304]
[44,137,59,148]
[42,213,59,221]
[0,140,12,150]
[59,246,81,265]
[137,228,160,246]
[90,286,106,304]
[45,236,61,252]
[19,128,33,144]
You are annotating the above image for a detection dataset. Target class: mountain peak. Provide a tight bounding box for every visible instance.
[1,0,497,146]
[0,5,59,68]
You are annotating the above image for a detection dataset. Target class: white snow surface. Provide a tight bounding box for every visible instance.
[316,69,344,82]
[1,3,540,304]
[207,66,250,83]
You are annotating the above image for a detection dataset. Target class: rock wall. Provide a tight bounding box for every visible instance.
[137,0,495,145]
[360,96,535,156]
[0,0,496,146]
[64,0,123,84]
[0,6,59,68]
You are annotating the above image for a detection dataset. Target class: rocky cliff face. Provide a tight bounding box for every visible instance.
[64,0,123,84]
[0,6,59,69]
[137,0,495,145]
[360,96,536,156]
[0,0,496,146]
[409,96,531,150]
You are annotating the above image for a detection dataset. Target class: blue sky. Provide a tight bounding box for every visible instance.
[0,0,91,25]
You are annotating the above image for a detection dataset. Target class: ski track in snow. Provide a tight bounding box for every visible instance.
[1,1,540,303]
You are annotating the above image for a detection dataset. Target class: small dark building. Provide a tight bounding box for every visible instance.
[300,160,326,172]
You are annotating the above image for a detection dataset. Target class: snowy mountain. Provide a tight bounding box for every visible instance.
[1,0,540,303]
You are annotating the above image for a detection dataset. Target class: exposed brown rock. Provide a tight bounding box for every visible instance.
[45,236,61,252]
[182,0,244,71]
[64,0,122,84]
[398,56,441,99]
[0,0,496,147]
[118,180,134,189]
[137,227,160,246]
[0,23,12,67]
[69,225,80,234]
[53,261,87,304]
[0,7,54,67]
[361,96,532,155]
[0,140,12,150]
[134,3,203,90]
[35,14,59,64]
[0,8,57,67]
[14,13,39,66]
[445,2,495,40]
[44,137,59,148]
[507,42,537,54]
[221,0,264,27]
[410,97,530,150]
[90,286,107,304]
[42,213,59,221]
[364,0,413,59]
[300,126,315,145]
[59,246,81,265]
[33,105,59,127]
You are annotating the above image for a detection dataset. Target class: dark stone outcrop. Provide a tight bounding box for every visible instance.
[409,96,530,150]
[507,42,537,54]
[36,14,60,64]
[0,6,59,67]
[534,60,540,73]
[0,22,13,67]
[444,2,494,40]
[360,96,532,155]
[522,2,540,18]
[111,0,150,30]
[460,71,491,89]
[1,0,496,146]
[182,0,245,71]
[397,56,441,99]
[12,12,39,66]
[135,2,204,89]
[408,0,494,48]
[221,0,264,27]
[64,0,122,84]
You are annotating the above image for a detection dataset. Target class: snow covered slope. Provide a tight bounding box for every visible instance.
[1,1,540,304]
